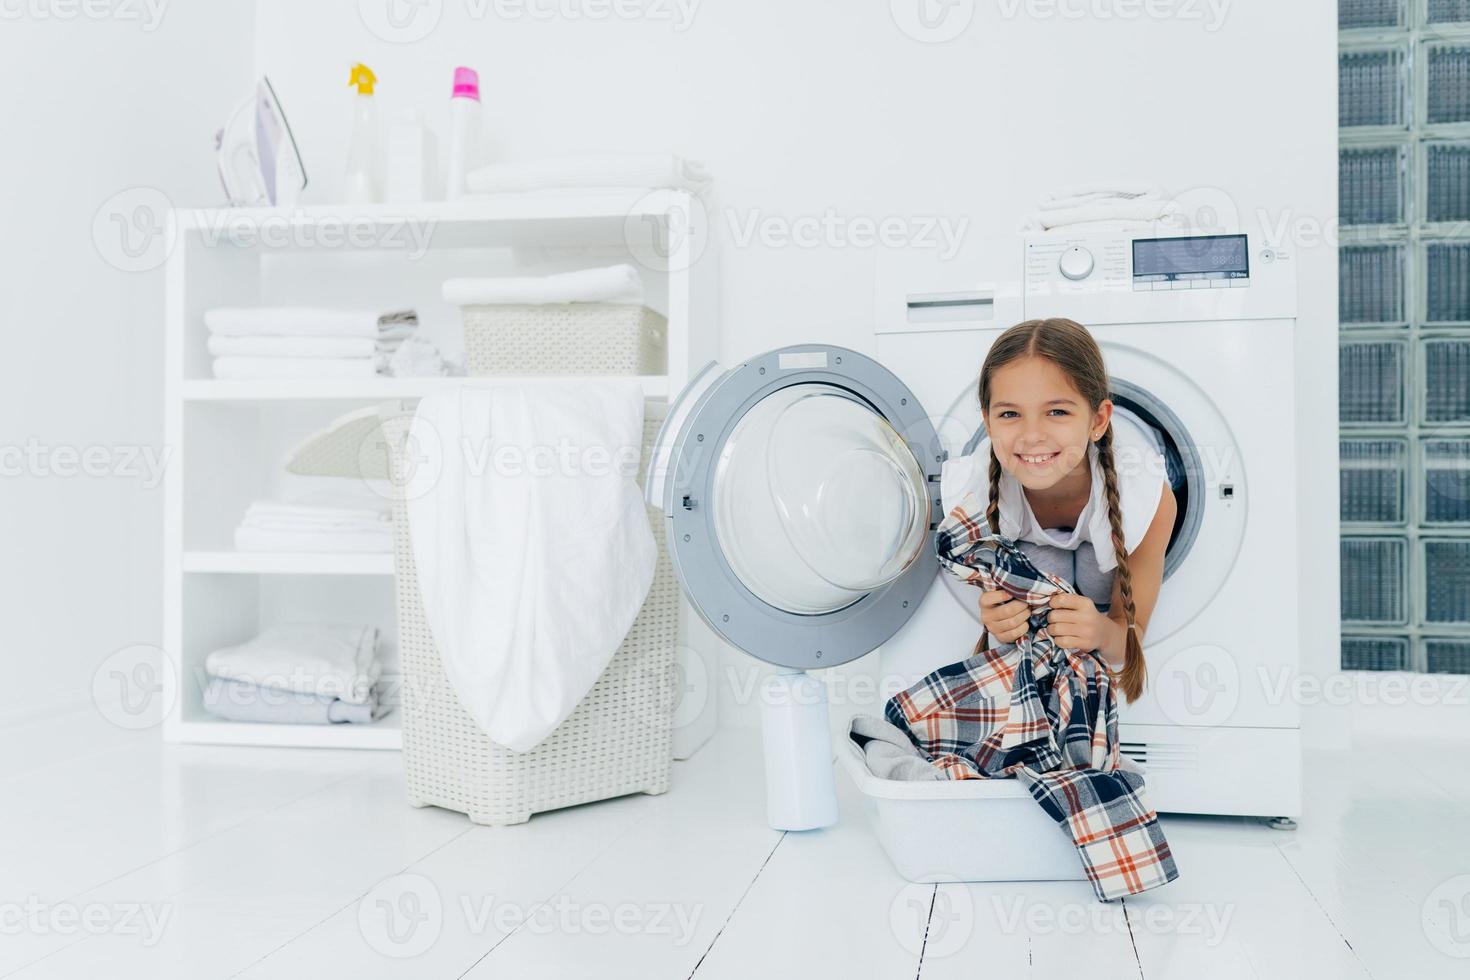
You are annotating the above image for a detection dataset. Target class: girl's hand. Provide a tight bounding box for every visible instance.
[979,589,1031,644]
[1045,594,1112,653]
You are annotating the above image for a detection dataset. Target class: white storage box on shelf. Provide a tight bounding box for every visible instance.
[380,408,678,826]
[460,303,668,376]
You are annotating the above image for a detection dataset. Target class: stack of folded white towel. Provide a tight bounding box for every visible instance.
[442,263,646,307]
[205,307,446,379]
[233,490,392,553]
[465,152,711,197]
[1019,184,1185,232]
[202,623,387,725]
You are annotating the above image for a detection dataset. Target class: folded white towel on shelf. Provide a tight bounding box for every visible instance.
[212,356,379,379]
[1021,197,1183,232]
[464,152,711,195]
[204,307,418,339]
[1037,183,1161,208]
[234,492,393,553]
[205,623,383,705]
[202,677,386,725]
[442,264,644,307]
[233,526,392,552]
[243,495,390,525]
[207,336,380,359]
[404,380,656,753]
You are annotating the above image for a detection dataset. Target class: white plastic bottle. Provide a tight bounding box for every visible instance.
[445,67,480,200]
[344,63,379,204]
[385,108,436,203]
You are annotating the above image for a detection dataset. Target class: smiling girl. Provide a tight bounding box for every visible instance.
[953,317,1176,702]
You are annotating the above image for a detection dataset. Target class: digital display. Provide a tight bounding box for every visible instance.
[1132,234,1250,283]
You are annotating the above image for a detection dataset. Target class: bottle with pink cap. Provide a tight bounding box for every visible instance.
[445,67,480,201]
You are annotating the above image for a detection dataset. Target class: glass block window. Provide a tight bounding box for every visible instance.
[1426,638,1470,673]
[1342,146,1405,225]
[1341,439,1407,523]
[1425,142,1470,223]
[1339,340,1406,423]
[1342,10,1470,673]
[1429,1,1470,26]
[1341,537,1408,623]
[1341,244,1407,323]
[1341,48,1408,128]
[1342,0,1402,30]
[1342,635,1409,669]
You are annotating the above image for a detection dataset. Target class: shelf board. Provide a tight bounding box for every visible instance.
[173,712,401,750]
[180,375,670,402]
[174,189,690,229]
[171,190,695,251]
[182,550,394,575]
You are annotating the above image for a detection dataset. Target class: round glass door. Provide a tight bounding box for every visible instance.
[711,383,930,615]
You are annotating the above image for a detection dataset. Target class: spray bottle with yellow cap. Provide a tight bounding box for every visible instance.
[345,63,379,204]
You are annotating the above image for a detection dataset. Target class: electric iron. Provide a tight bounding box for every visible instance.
[216,77,308,207]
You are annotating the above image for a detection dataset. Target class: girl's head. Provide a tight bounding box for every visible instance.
[976,317,1147,702]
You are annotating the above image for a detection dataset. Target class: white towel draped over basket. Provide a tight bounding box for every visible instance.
[403,380,657,753]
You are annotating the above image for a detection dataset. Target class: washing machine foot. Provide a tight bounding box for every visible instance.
[1267,816,1298,831]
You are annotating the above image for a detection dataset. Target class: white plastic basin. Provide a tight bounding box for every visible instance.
[839,737,1090,883]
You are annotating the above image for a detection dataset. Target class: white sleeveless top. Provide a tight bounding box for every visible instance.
[939,406,1168,572]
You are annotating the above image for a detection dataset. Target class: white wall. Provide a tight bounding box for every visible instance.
[0,2,256,724]
[251,0,1341,744]
[252,1,1346,752]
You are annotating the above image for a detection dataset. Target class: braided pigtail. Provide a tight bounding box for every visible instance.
[975,445,1006,655]
[1096,425,1147,702]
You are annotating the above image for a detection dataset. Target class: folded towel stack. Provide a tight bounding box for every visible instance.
[465,152,711,196]
[202,623,387,725]
[204,307,422,379]
[1019,184,1185,232]
[442,263,645,306]
[233,491,393,553]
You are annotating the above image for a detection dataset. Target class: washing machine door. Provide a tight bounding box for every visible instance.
[646,345,945,670]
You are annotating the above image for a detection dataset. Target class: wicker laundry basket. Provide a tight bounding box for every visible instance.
[382,410,678,826]
[460,303,667,376]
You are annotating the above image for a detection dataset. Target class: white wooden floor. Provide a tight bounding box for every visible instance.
[3,709,1468,979]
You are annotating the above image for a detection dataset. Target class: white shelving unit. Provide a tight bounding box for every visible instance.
[161,190,717,749]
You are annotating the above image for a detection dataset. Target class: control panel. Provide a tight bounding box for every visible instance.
[1023,228,1296,324]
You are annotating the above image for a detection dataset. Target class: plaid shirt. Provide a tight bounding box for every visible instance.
[884,489,1179,901]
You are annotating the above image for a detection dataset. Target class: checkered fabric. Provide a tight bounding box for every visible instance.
[884,489,1180,901]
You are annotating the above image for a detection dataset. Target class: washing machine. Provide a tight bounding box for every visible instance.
[646,228,1301,830]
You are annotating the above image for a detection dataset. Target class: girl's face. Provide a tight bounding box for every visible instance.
[983,355,1111,491]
